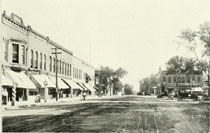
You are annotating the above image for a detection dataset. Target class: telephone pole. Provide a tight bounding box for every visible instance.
[51,47,61,101]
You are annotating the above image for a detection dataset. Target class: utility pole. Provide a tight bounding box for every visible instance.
[51,47,61,101]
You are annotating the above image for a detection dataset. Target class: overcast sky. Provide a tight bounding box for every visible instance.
[3,0,210,91]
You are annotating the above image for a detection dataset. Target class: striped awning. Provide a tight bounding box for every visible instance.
[48,76,69,89]
[5,70,36,89]
[31,75,56,88]
[2,75,13,86]
[62,78,82,90]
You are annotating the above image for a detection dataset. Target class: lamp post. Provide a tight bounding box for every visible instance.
[51,47,61,101]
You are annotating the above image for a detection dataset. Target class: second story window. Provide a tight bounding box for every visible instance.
[53,58,55,73]
[35,51,38,69]
[31,50,34,67]
[49,56,52,72]
[60,60,62,74]
[163,77,166,82]
[197,76,201,83]
[22,46,25,65]
[173,77,176,83]
[12,44,19,63]
[168,77,171,83]
[44,54,46,71]
[69,64,72,76]
[40,53,42,70]
[4,40,9,62]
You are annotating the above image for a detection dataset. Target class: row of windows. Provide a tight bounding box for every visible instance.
[4,42,86,78]
[73,67,82,79]
[49,56,72,76]
[30,50,46,70]
[163,76,201,83]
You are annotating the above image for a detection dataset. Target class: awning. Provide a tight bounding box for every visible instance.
[5,70,36,89]
[192,87,203,92]
[31,75,56,88]
[2,75,13,86]
[61,78,82,90]
[93,86,98,90]
[84,83,96,92]
[77,83,88,91]
[48,76,69,89]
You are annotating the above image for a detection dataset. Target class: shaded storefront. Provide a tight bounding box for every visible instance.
[4,70,36,102]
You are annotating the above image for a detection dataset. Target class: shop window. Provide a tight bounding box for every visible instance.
[12,44,19,63]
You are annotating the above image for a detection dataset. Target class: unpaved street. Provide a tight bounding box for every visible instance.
[2,96,210,132]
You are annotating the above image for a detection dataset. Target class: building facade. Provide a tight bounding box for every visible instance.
[1,11,96,105]
[160,70,205,93]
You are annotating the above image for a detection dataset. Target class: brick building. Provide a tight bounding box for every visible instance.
[1,11,96,105]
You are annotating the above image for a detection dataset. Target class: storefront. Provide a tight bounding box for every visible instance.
[61,78,83,97]
[4,69,36,102]
[48,76,69,98]
[31,74,56,100]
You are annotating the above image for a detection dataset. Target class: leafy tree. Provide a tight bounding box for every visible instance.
[180,21,210,96]
[98,66,127,95]
[166,56,186,91]
[124,84,134,95]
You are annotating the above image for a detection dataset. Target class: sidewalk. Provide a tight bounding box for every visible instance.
[2,95,123,110]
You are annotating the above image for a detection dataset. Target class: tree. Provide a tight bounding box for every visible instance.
[166,56,186,91]
[180,22,210,96]
[98,66,127,95]
[124,84,134,95]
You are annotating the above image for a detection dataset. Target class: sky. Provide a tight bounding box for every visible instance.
[2,0,210,91]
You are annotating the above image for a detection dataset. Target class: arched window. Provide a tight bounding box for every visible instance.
[56,59,59,73]
[64,62,66,75]
[44,54,46,71]
[31,50,34,68]
[40,53,42,70]
[49,56,52,72]
[60,60,62,74]
[69,64,72,76]
[35,51,38,69]
[53,58,56,73]
[67,64,69,76]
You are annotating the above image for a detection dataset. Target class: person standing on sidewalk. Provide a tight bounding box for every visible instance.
[82,91,87,100]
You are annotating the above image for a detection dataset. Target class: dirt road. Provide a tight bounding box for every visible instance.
[2,96,210,132]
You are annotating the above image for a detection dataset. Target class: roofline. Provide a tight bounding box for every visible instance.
[72,56,95,69]
[2,11,73,55]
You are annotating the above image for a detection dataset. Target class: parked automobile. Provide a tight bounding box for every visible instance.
[157,92,168,98]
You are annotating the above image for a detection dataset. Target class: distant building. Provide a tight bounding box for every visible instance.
[160,70,205,93]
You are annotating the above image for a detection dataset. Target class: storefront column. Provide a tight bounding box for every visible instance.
[26,89,29,101]
[12,82,17,106]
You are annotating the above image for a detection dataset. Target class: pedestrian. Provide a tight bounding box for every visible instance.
[82,91,87,100]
